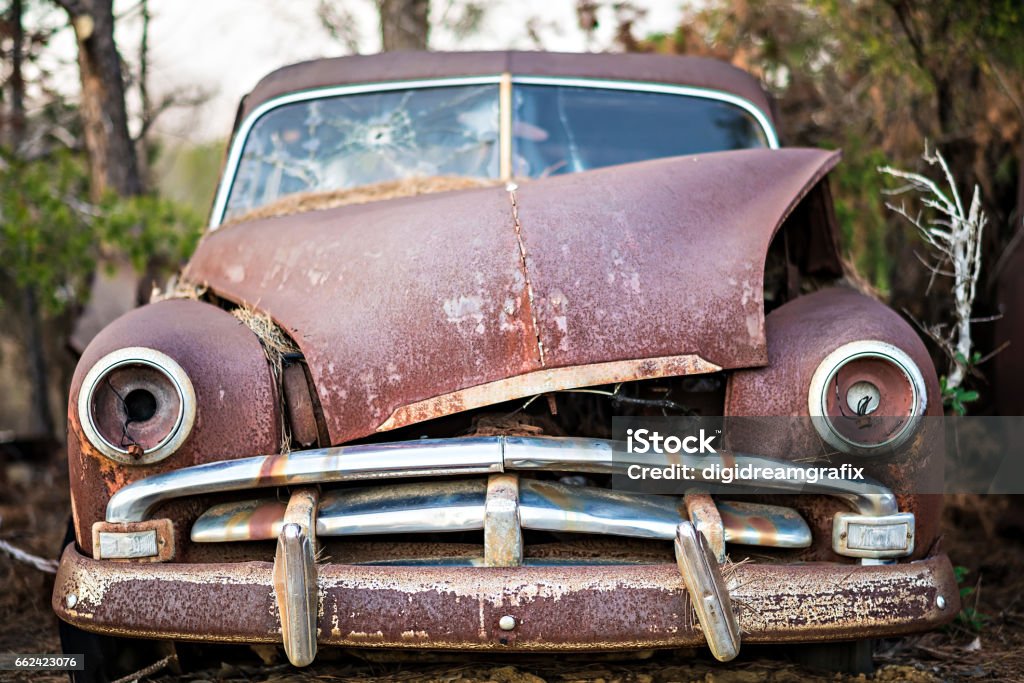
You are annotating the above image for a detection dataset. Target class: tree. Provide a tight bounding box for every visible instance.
[3,0,54,438]
[52,0,141,199]
[0,1,201,440]
[320,1,486,53]
[614,0,1022,409]
[378,0,429,51]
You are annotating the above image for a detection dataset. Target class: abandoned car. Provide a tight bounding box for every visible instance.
[54,51,957,673]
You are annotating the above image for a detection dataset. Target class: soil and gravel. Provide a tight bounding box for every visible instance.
[2,454,1022,683]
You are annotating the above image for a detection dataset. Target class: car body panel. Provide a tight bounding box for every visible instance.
[186,148,841,444]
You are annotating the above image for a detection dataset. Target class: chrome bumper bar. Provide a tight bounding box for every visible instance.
[190,478,814,549]
[105,435,898,523]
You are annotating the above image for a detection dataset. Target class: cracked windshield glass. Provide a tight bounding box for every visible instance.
[224,83,768,220]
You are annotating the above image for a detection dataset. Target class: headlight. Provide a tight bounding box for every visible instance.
[808,340,926,453]
[77,347,196,465]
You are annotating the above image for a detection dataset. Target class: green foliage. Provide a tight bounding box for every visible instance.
[0,150,202,315]
[941,364,981,416]
[828,138,892,292]
[952,566,988,632]
[634,0,1024,300]
[0,152,96,313]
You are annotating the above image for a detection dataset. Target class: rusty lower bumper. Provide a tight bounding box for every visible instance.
[54,545,958,651]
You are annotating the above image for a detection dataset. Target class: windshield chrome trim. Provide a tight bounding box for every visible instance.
[208,75,780,229]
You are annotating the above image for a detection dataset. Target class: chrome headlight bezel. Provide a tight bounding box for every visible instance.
[808,340,927,454]
[77,346,197,465]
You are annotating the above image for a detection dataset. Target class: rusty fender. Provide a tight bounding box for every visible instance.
[725,287,944,561]
[54,545,957,649]
[67,299,282,558]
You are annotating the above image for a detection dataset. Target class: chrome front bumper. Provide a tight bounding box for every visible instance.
[71,436,932,667]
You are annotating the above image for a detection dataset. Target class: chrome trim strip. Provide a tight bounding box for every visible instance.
[517,479,686,540]
[209,75,779,228]
[715,500,812,549]
[77,347,197,465]
[501,436,897,517]
[110,436,897,523]
[316,479,487,536]
[808,340,928,452]
[191,478,813,549]
[108,437,504,523]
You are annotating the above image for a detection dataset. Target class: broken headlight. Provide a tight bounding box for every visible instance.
[808,340,926,454]
[77,347,196,465]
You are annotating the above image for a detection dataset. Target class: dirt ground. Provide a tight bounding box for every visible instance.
[2,454,1023,683]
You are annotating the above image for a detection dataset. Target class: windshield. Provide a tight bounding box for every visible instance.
[222,81,770,222]
[511,84,768,177]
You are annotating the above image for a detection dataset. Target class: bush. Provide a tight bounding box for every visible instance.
[0,150,202,316]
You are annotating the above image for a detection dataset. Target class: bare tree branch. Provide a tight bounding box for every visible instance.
[880,145,987,389]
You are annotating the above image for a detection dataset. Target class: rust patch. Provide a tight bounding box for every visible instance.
[684,493,725,562]
[54,544,959,648]
[506,183,545,367]
[377,354,721,431]
[247,500,290,540]
[483,474,522,567]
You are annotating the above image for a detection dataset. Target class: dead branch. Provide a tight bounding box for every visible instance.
[880,144,987,390]
[109,653,178,683]
[0,539,58,573]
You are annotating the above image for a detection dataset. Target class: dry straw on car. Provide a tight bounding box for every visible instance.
[231,305,300,454]
[222,176,503,226]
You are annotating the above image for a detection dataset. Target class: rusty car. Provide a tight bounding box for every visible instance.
[53,51,957,678]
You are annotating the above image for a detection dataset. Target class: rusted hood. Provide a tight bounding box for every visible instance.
[186,148,841,444]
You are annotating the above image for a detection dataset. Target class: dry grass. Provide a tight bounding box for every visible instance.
[149,276,207,304]
[0,457,70,683]
[231,306,300,454]
[841,256,885,301]
[231,306,300,359]
[223,176,504,227]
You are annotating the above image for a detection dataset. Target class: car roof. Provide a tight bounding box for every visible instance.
[237,50,775,130]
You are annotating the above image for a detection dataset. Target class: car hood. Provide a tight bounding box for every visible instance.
[186,148,841,444]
